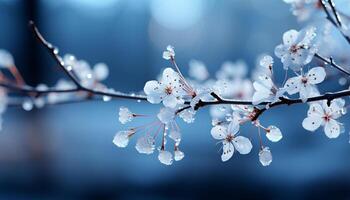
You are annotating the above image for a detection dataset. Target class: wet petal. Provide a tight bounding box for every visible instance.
[302,116,322,131]
[307,67,326,84]
[324,119,341,138]
[283,29,299,45]
[211,125,227,140]
[284,76,301,95]
[221,141,234,162]
[233,136,252,155]
[266,126,283,142]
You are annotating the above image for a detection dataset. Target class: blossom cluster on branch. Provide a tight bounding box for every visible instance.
[0,0,350,166]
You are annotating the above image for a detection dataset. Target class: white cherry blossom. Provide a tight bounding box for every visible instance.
[174,149,185,161]
[216,60,248,80]
[211,119,252,162]
[275,27,317,71]
[259,55,274,70]
[283,0,323,22]
[302,99,345,138]
[93,63,109,81]
[135,135,155,154]
[259,147,273,166]
[118,107,134,124]
[284,67,326,102]
[188,59,209,81]
[158,150,173,165]
[144,68,185,108]
[162,45,175,60]
[178,108,196,123]
[252,75,284,105]
[113,130,135,148]
[213,79,253,100]
[157,107,176,124]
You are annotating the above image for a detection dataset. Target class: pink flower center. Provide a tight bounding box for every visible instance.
[164,86,173,95]
[323,114,331,122]
[226,134,234,142]
[301,77,308,84]
[289,44,300,53]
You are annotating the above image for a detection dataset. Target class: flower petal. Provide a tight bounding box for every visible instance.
[329,98,345,119]
[284,76,301,95]
[162,67,179,85]
[221,141,234,162]
[163,95,179,108]
[211,125,227,140]
[283,29,299,45]
[233,136,252,155]
[144,80,163,104]
[227,120,240,136]
[259,147,272,166]
[266,126,283,142]
[307,67,326,84]
[302,116,322,131]
[307,103,323,117]
[324,119,341,138]
[158,150,173,165]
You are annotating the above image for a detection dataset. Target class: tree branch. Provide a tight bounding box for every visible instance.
[327,0,342,27]
[1,21,349,124]
[193,89,350,119]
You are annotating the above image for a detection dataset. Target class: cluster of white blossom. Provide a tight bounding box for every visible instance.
[114,0,350,165]
[0,0,349,167]
[0,50,112,120]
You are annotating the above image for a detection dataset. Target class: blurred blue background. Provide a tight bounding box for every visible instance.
[0,0,350,199]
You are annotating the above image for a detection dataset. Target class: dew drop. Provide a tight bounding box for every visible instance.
[66,65,73,71]
[53,48,59,54]
[338,77,347,86]
[103,95,111,102]
[137,99,141,103]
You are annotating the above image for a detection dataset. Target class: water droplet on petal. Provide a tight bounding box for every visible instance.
[66,65,73,71]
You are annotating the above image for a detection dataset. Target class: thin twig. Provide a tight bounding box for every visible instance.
[327,0,342,27]
[315,53,350,76]
[319,0,350,44]
[29,21,81,87]
[28,21,148,102]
